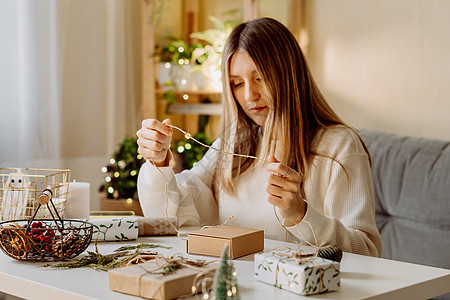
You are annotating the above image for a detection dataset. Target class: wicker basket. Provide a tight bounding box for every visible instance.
[0,188,93,261]
[0,167,71,221]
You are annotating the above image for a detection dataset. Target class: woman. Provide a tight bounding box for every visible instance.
[137,18,382,257]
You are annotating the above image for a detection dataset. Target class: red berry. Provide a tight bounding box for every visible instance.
[39,235,45,242]
[33,234,40,242]
[45,245,51,252]
[36,221,43,228]
[31,222,38,228]
[44,236,52,243]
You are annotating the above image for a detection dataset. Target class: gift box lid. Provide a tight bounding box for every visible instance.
[187,226,264,259]
[188,226,263,239]
[256,251,340,268]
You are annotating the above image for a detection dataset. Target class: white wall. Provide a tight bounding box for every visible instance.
[304,0,450,140]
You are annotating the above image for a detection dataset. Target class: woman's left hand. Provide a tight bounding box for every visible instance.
[266,154,306,225]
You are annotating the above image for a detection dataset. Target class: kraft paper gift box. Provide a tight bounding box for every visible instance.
[109,259,218,300]
[187,226,264,259]
[254,251,340,295]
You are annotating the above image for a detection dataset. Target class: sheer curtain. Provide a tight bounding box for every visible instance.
[0,0,141,207]
[0,0,61,167]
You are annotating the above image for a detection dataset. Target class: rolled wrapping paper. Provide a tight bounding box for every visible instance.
[65,181,90,219]
[81,216,178,241]
[137,216,178,236]
[86,217,139,241]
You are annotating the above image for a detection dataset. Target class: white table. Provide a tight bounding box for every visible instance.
[1,233,449,300]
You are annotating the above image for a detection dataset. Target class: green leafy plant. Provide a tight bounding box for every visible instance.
[99,136,144,200]
[155,36,205,102]
[156,10,240,98]
[155,36,204,65]
[190,10,241,74]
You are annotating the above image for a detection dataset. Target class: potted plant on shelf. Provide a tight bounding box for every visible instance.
[98,136,144,216]
[155,9,240,96]
[190,10,240,91]
[155,36,205,104]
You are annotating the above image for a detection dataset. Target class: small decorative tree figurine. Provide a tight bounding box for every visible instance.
[210,244,240,300]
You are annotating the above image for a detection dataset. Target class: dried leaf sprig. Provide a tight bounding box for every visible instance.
[42,251,115,270]
[42,243,170,270]
[150,260,182,276]
[114,243,172,252]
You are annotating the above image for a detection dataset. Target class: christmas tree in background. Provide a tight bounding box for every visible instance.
[210,244,240,300]
[99,136,144,200]
[173,114,212,171]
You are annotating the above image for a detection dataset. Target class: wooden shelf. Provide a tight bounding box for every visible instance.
[167,103,222,115]
[156,88,222,96]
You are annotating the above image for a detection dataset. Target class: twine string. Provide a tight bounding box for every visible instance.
[149,124,323,249]
[201,215,235,230]
[149,159,185,240]
[266,247,325,294]
[168,125,267,163]
[136,253,216,298]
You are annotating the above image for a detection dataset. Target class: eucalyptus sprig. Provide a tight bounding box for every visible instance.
[42,243,172,270]
[114,243,172,252]
[42,251,115,270]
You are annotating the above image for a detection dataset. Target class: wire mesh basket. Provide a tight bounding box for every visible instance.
[0,167,71,221]
[0,189,93,261]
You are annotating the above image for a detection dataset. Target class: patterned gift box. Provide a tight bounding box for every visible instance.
[254,250,340,295]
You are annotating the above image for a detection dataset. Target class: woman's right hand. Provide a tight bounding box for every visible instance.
[136,119,173,166]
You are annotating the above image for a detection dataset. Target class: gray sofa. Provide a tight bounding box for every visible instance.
[359,129,450,299]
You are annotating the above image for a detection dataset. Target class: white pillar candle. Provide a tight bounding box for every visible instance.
[64,181,90,219]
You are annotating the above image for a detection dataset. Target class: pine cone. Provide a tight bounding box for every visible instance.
[51,232,82,259]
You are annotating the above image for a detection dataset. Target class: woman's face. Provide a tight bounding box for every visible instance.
[229,51,269,128]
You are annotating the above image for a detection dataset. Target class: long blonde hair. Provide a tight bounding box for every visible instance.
[214,18,355,196]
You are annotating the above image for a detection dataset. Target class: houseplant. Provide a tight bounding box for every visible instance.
[156,10,240,94]
[189,10,240,91]
[155,36,205,102]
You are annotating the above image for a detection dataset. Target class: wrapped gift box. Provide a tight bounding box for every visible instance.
[254,251,340,295]
[187,226,264,259]
[109,259,218,300]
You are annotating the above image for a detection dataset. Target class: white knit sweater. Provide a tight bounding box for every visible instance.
[138,125,382,257]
